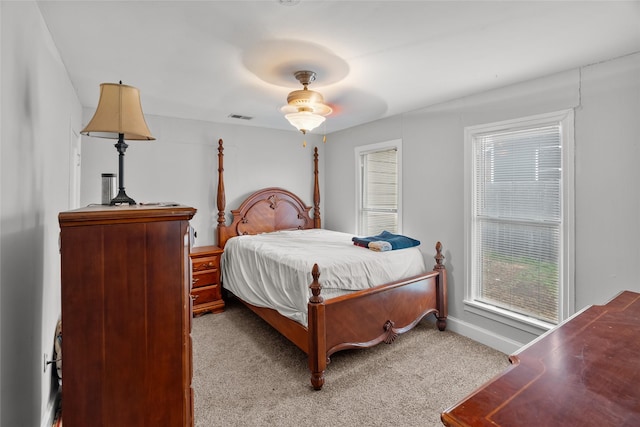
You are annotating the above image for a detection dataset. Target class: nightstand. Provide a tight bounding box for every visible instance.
[189,245,225,316]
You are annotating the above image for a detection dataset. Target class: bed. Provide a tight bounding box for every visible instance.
[214,139,447,390]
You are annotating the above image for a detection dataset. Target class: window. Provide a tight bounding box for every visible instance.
[465,111,574,328]
[355,140,402,236]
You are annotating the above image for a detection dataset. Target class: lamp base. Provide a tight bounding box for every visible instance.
[110,189,136,205]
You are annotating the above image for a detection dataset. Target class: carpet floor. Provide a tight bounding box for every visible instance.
[192,299,509,427]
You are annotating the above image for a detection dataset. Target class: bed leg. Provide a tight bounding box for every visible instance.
[308,263,326,390]
[434,241,448,331]
[310,367,325,391]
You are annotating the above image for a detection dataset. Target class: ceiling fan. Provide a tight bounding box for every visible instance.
[281,70,332,134]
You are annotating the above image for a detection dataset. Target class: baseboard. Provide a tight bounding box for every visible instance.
[444,315,525,355]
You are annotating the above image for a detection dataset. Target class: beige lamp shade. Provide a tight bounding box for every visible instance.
[81,83,155,140]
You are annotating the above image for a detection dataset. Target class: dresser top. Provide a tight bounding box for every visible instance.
[59,204,196,227]
[442,290,640,427]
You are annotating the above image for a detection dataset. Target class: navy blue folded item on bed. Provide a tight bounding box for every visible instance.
[351,230,420,250]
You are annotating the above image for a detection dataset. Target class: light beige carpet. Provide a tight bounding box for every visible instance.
[192,299,509,427]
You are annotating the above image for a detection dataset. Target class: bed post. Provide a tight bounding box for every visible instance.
[307,263,326,390]
[434,241,448,331]
[216,139,227,247]
[313,147,321,229]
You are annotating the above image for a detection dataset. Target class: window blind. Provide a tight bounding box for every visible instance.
[473,125,562,324]
[360,148,398,235]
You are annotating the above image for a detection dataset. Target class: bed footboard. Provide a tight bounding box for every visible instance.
[307,242,447,390]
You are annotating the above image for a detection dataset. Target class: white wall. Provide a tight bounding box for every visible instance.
[325,52,640,353]
[0,2,83,426]
[79,114,325,246]
[0,3,4,422]
[575,54,640,309]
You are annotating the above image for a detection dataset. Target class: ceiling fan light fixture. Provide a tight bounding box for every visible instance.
[285,111,326,134]
[282,70,332,134]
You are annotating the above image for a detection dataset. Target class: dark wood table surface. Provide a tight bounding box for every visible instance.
[441,290,640,427]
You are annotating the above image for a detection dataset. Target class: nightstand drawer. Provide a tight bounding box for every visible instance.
[191,284,221,305]
[192,270,219,288]
[192,256,219,272]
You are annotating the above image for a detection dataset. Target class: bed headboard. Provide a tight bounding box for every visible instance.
[216,139,321,248]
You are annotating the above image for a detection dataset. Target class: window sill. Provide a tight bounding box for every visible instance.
[464,299,554,336]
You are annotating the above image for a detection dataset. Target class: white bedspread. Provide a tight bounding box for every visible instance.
[221,229,426,326]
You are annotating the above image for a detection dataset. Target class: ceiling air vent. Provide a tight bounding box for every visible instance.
[228,114,253,121]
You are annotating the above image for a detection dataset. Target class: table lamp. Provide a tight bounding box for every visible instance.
[81,82,155,205]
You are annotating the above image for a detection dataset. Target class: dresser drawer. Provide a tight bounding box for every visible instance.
[192,270,219,288]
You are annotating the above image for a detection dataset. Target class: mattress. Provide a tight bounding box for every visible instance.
[221,229,427,326]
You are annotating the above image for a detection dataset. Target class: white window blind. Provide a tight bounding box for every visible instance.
[356,141,401,236]
[468,112,573,326]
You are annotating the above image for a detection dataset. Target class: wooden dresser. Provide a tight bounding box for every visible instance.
[441,291,640,427]
[59,205,196,427]
[189,245,225,315]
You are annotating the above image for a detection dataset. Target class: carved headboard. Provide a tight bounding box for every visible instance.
[217,188,314,248]
[216,139,321,248]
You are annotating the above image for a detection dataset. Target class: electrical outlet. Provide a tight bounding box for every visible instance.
[44,353,49,372]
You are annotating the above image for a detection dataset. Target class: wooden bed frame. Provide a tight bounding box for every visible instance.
[214,139,447,390]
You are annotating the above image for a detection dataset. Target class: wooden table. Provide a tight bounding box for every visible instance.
[441,291,640,427]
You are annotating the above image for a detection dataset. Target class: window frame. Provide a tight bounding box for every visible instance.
[355,139,403,236]
[464,110,575,333]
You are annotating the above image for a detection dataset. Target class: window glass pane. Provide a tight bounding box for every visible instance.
[475,126,561,223]
[475,219,560,323]
[360,211,398,236]
[363,149,397,209]
[359,147,398,235]
[472,123,563,324]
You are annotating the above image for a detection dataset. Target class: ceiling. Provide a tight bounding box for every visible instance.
[37,0,640,134]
